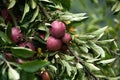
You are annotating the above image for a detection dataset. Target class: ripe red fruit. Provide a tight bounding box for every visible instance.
[11,27,23,43]
[46,36,62,51]
[19,42,35,50]
[41,71,50,80]
[50,21,66,38]
[62,33,72,44]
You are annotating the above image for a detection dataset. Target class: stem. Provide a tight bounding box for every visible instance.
[68,47,98,80]
[39,2,51,21]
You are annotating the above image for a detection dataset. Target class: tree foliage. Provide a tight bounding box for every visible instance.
[0,0,120,80]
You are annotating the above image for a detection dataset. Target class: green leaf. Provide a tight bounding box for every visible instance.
[8,0,16,9]
[76,63,83,69]
[20,60,49,72]
[20,3,30,22]
[89,41,105,58]
[30,6,39,22]
[79,46,88,53]
[60,0,71,10]
[48,65,57,73]
[91,26,108,39]
[61,60,72,76]
[97,58,116,64]
[112,1,120,13]
[85,63,100,71]
[60,12,88,21]
[61,54,74,61]
[0,31,12,44]
[8,67,20,80]
[97,39,114,45]
[30,0,37,9]
[11,47,35,58]
[78,35,95,40]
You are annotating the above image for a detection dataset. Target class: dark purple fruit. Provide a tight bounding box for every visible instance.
[62,33,72,44]
[50,21,66,38]
[11,27,23,43]
[19,42,35,50]
[46,36,62,51]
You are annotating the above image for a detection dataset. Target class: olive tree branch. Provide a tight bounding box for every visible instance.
[68,47,98,80]
[38,2,51,21]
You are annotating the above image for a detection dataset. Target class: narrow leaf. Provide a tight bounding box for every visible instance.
[30,6,39,22]
[89,41,105,58]
[97,58,116,64]
[8,0,16,9]
[20,3,30,22]
[30,0,37,9]
[91,26,108,38]
[85,63,100,71]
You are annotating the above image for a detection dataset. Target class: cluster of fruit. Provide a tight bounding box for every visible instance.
[46,21,72,51]
[10,20,72,52]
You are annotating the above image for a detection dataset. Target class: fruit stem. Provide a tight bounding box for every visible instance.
[68,47,98,80]
[38,2,51,21]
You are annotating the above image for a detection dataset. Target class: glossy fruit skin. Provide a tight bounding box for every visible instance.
[19,42,35,50]
[11,27,23,43]
[41,71,50,80]
[62,33,72,44]
[46,36,62,51]
[50,21,66,38]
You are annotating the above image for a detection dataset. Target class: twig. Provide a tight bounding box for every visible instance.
[68,47,98,80]
[39,2,51,21]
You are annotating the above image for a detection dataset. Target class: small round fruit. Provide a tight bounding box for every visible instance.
[19,42,35,50]
[11,27,23,43]
[16,58,24,64]
[62,33,72,44]
[41,71,50,80]
[46,36,62,51]
[50,21,66,38]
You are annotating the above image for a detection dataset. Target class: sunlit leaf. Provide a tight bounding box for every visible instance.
[97,58,116,64]
[89,41,105,58]
[30,0,37,9]
[8,0,16,9]
[85,62,100,71]
[61,60,72,76]
[91,26,108,39]
[8,67,20,80]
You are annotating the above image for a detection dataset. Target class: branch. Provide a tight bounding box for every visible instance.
[68,47,98,80]
[39,2,51,21]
